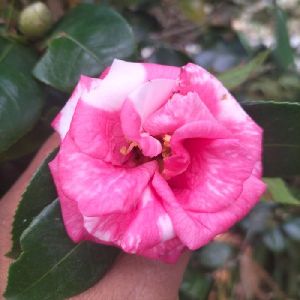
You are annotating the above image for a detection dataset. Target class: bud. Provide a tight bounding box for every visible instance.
[18,2,52,39]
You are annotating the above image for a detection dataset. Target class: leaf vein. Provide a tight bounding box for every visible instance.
[14,242,83,297]
[58,32,102,64]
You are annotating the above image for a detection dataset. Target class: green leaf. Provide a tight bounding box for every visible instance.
[0,37,38,72]
[5,200,120,300]
[7,149,58,259]
[218,50,269,90]
[264,178,300,205]
[0,121,52,162]
[242,101,300,176]
[0,38,44,153]
[33,4,135,92]
[273,4,294,70]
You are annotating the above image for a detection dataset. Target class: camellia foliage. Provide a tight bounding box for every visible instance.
[0,0,300,299]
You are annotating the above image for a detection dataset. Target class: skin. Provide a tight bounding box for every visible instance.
[0,134,190,300]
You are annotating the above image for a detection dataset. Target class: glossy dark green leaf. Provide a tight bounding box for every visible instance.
[218,50,269,90]
[283,218,300,241]
[242,101,300,176]
[5,200,120,300]
[262,228,286,253]
[33,4,135,92]
[0,37,38,72]
[198,242,233,270]
[0,38,44,153]
[7,149,58,258]
[273,4,294,70]
[0,121,52,162]
[264,178,300,205]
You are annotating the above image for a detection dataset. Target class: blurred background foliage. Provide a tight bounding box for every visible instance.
[0,0,300,299]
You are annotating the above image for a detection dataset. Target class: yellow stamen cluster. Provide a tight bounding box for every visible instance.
[162,134,171,158]
[120,142,138,155]
[120,135,172,159]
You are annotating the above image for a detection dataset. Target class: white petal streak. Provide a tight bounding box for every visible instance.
[58,76,101,138]
[128,79,176,122]
[157,214,175,241]
[83,215,111,242]
[82,59,146,110]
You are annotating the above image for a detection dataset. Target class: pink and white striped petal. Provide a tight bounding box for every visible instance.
[81,59,179,112]
[53,75,101,140]
[141,237,186,263]
[120,100,162,158]
[127,78,177,122]
[49,156,88,242]
[179,63,263,163]
[168,137,255,213]
[144,92,215,136]
[56,135,157,216]
[69,100,128,164]
[162,120,230,179]
[153,170,265,250]
[80,186,178,260]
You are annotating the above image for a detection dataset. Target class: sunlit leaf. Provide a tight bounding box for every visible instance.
[273,4,295,70]
[264,178,300,205]
[218,51,269,90]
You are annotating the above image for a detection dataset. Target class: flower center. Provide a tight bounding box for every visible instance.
[161,134,171,158]
[120,134,172,172]
[120,142,138,156]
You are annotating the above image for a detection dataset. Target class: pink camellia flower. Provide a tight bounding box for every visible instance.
[49,59,266,263]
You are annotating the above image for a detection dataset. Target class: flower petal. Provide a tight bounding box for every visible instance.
[81,60,179,111]
[180,63,246,119]
[153,170,265,249]
[99,61,180,81]
[57,135,157,216]
[180,63,263,163]
[53,75,101,140]
[144,92,215,136]
[80,186,178,260]
[69,100,127,165]
[128,78,177,122]
[162,120,230,179]
[49,156,87,242]
[82,59,146,111]
[119,186,176,253]
[168,137,255,213]
[143,63,180,80]
[141,237,186,263]
[120,99,162,157]
[119,78,177,157]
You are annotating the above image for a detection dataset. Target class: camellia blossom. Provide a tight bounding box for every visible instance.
[49,59,266,263]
